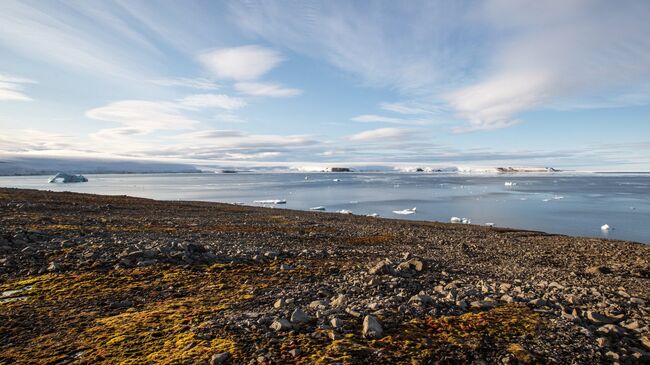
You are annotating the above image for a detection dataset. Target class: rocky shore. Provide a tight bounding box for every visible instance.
[1,188,649,364]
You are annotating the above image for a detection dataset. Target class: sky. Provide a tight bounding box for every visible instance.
[1,0,650,171]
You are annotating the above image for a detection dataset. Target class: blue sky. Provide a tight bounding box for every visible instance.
[1,0,649,170]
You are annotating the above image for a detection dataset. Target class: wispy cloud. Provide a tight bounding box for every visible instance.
[234,82,302,97]
[0,73,36,101]
[350,114,430,126]
[348,127,416,142]
[446,0,650,132]
[86,100,198,132]
[150,77,219,90]
[177,94,247,110]
[198,45,284,81]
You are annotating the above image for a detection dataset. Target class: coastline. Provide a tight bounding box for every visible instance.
[1,188,648,363]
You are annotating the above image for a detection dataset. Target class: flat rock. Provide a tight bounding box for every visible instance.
[362,315,383,339]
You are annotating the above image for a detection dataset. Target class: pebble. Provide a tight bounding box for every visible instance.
[290,308,310,324]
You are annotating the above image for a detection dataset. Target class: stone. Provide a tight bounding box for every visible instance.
[369,260,394,275]
[587,311,622,325]
[290,308,310,324]
[330,317,343,328]
[309,300,328,310]
[640,336,650,350]
[597,324,625,337]
[500,294,514,303]
[288,348,301,357]
[586,266,611,274]
[279,264,292,271]
[630,297,646,305]
[362,315,383,339]
[211,352,230,365]
[273,298,286,309]
[330,294,347,307]
[270,318,292,332]
[596,337,608,347]
[47,261,62,272]
[409,294,433,306]
[470,300,494,310]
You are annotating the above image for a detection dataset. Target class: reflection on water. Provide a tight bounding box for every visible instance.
[1,172,649,243]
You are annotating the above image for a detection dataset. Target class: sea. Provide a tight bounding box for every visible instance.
[1,172,649,243]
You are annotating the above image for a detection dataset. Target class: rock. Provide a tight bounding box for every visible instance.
[47,261,62,272]
[273,298,286,309]
[211,352,230,365]
[330,294,347,307]
[279,263,292,271]
[640,336,650,350]
[470,300,494,310]
[369,260,394,275]
[630,297,646,305]
[586,311,622,325]
[623,321,640,331]
[500,294,514,303]
[409,294,433,306]
[328,330,342,340]
[597,324,625,337]
[270,318,292,332]
[586,266,611,275]
[290,308,310,324]
[397,258,424,272]
[309,300,328,310]
[288,348,301,357]
[362,315,383,339]
[330,317,343,328]
[368,277,381,286]
[596,337,608,347]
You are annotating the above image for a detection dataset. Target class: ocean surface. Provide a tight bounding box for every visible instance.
[1,172,649,243]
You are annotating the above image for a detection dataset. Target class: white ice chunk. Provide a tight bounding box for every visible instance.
[601,224,611,231]
[310,206,326,211]
[393,207,416,215]
[253,199,286,204]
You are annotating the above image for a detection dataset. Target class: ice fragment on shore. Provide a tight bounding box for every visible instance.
[393,207,416,215]
[485,222,495,227]
[367,213,379,217]
[309,206,326,211]
[337,209,352,214]
[253,199,286,204]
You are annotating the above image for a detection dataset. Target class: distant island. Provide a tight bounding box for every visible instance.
[0,156,201,176]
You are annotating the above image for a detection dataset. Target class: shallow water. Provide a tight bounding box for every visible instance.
[1,172,649,243]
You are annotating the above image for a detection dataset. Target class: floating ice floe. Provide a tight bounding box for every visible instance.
[309,206,326,211]
[393,207,416,215]
[450,217,471,224]
[601,224,612,231]
[367,213,380,217]
[504,181,517,186]
[349,200,359,204]
[337,209,352,214]
[48,172,88,183]
[333,179,341,182]
[253,199,286,204]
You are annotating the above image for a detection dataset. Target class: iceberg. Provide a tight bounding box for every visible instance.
[393,207,416,215]
[601,224,612,231]
[310,206,326,211]
[504,181,517,186]
[253,199,286,205]
[48,172,88,183]
[450,217,471,224]
[367,213,380,217]
[485,222,495,227]
[333,179,341,182]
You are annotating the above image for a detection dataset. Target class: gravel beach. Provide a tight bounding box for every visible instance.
[1,188,649,364]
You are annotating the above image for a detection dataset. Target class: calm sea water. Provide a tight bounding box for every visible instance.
[1,172,649,243]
